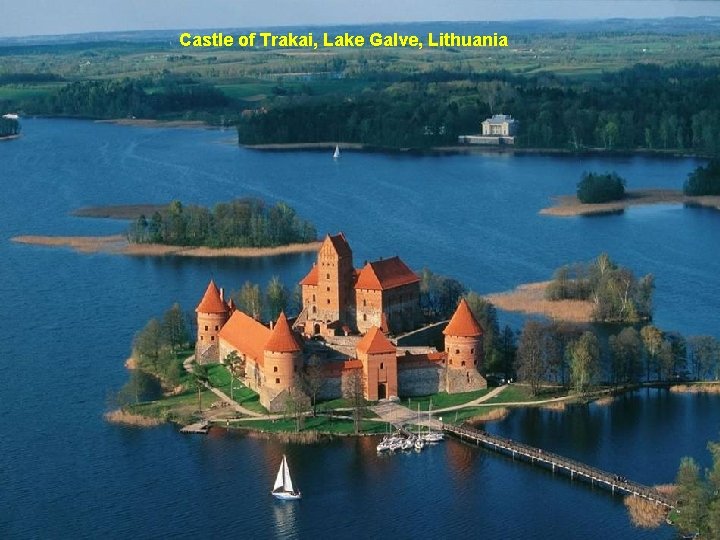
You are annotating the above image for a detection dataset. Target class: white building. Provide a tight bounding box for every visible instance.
[458,114,517,145]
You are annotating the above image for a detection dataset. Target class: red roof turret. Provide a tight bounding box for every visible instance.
[196,280,229,314]
[443,298,484,337]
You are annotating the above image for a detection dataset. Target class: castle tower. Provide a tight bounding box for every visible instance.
[356,326,397,401]
[314,233,354,333]
[443,298,487,392]
[443,298,484,370]
[195,280,229,360]
[263,312,303,394]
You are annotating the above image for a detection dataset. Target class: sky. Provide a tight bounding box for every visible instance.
[2,0,720,38]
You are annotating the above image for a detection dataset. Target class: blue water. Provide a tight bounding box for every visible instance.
[1,119,719,539]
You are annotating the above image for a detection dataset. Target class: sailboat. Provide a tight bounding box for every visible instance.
[271,455,301,500]
[333,144,341,159]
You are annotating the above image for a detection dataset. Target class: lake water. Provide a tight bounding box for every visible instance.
[1,119,719,539]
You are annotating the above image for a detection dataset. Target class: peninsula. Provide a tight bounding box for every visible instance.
[540,189,720,217]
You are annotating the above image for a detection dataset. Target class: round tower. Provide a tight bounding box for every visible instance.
[443,298,484,371]
[263,312,303,393]
[195,280,229,354]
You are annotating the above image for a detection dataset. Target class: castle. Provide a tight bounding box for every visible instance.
[195,233,487,412]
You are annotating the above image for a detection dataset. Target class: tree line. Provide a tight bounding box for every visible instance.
[237,63,720,154]
[127,198,317,248]
[31,78,233,120]
[514,319,720,395]
[684,158,720,196]
[545,253,654,324]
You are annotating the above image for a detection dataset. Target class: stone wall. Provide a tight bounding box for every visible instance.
[317,375,343,400]
[445,368,487,393]
[398,365,443,396]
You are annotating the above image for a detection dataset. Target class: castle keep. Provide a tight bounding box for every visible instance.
[195,234,487,412]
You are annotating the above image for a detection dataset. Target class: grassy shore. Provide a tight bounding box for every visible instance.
[486,281,595,323]
[540,189,720,217]
[12,235,322,258]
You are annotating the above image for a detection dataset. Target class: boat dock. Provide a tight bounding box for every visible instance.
[443,423,675,508]
[180,420,210,434]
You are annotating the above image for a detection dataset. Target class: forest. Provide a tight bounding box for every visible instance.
[127,198,317,248]
[237,63,720,154]
[576,172,626,203]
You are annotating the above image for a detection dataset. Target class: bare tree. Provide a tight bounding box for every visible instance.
[298,356,324,416]
[342,369,366,434]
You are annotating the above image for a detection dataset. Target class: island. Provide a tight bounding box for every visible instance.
[12,198,321,257]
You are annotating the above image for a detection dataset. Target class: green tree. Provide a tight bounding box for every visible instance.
[675,457,707,536]
[576,172,626,204]
[568,331,600,394]
[609,327,643,385]
[464,292,500,370]
[235,281,263,319]
[162,303,188,353]
[133,318,165,372]
[266,276,288,320]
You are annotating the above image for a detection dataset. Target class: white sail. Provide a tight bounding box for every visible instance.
[282,456,295,493]
[333,145,340,158]
[273,457,285,491]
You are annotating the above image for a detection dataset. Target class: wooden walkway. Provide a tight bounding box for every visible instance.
[443,423,675,508]
[180,420,210,434]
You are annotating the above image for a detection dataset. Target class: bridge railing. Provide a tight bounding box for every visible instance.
[443,423,674,507]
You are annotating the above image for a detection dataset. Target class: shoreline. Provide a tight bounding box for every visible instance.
[96,118,215,129]
[541,189,720,217]
[11,235,322,258]
[0,134,21,141]
[486,280,595,322]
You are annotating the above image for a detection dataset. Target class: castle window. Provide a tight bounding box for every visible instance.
[455,349,460,355]
[200,336,204,341]
[211,336,215,341]
[474,360,477,365]
[471,348,474,354]
[380,362,384,369]
[363,299,366,307]
[326,273,330,279]
[205,325,208,331]
[312,294,316,302]
[215,325,219,331]
[327,287,330,292]
[312,306,317,314]
[461,361,466,367]
[449,359,453,365]
[276,378,280,384]
[273,366,278,373]
[327,299,330,304]
[363,314,367,321]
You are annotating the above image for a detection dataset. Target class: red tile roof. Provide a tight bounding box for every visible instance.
[343,359,363,370]
[218,310,271,364]
[326,233,352,258]
[196,280,228,314]
[354,256,420,291]
[264,312,302,353]
[443,298,484,337]
[357,326,396,355]
[299,264,318,286]
[397,352,445,369]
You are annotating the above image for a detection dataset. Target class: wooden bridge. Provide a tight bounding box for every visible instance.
[443,423,675,508]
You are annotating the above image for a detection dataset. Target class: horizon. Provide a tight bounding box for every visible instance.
[3,0,720,39]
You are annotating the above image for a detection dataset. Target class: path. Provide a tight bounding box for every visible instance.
[183,355,263,418]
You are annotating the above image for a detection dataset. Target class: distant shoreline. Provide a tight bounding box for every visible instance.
[11,235,322,258]
[72,204,169,220]
[96,118,213,129]
[540,189,720,217]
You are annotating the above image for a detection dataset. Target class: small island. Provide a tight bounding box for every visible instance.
[541,166,720,217]
[12,198,321,257]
